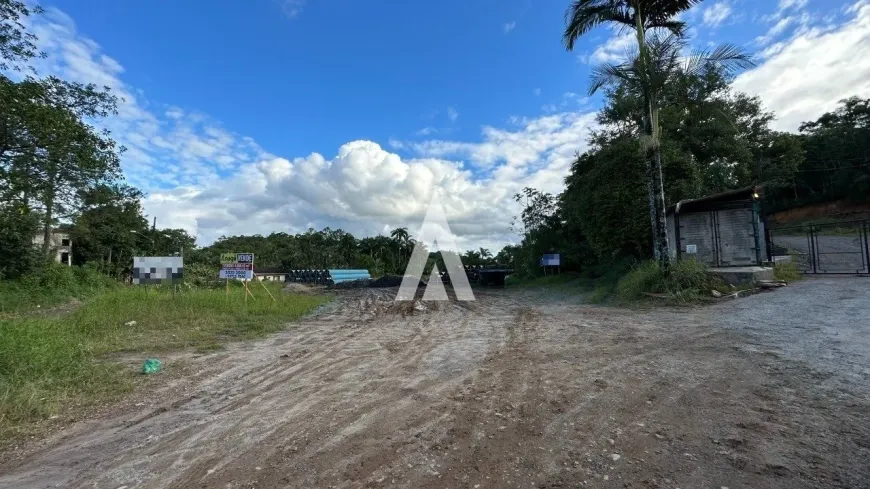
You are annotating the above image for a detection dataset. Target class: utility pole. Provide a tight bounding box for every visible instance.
[150,216,157,254]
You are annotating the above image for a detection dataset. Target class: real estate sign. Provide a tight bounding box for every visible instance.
[219,253,254,280]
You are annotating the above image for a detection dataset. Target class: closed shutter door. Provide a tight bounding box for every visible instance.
[679,212,717,266]
[716,209,757,266]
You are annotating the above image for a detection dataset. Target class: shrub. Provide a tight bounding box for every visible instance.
[184,262,223,288]
[617,259,724,302]
[30,262,77,290]
[773,261,802,282]
[0,263,119,314]
[616,261,662,300]
[73,263,115,289]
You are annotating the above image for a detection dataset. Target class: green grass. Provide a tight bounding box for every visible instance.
[0,283,329,441]
[616,259,727,304]
[773,261,803,282]
[0,264,117,316]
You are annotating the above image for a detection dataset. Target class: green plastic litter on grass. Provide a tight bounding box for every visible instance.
[141,358,162,374]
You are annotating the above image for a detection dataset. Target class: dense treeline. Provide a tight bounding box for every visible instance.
[185,227,509,277]
[0,1,193,280]
[505,79,870,277]
[779,97,870,209]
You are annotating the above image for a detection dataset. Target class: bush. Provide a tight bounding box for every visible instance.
[773,261,802,282]
[617,259,724,302]
[0,263,118,314]
[184,262,222,288]
[0,209,41,280]
[73,263,116,289]
[33,262,77,290]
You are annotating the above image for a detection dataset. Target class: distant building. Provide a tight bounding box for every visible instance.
[254,267,287,281]
[32,229,72,266]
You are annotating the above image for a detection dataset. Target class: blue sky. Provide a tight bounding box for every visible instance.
[27,0,870,247]
[48,0,597,159]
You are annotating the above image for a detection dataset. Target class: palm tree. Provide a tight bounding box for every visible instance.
[479,247,492,264]
[589,34,754,267]
[562,0,703,267]
[390,227,410,245]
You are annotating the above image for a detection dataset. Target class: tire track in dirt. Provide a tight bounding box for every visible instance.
[1,288,869,489]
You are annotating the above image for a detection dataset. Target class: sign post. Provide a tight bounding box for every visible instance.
[220,253,255,302]
[220,253,254,281]
[539,254,561,275]
[259,279,277,302]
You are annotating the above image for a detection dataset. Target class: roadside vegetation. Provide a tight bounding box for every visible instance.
[0,282,328,442]
[770,216,868,236]
[773,261,803,282]
[616,259,728,303]
[0,263,117,316]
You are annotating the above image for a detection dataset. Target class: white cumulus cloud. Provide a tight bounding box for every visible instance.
[23,2,870,249]
[735,1,870,132]
[702,1,733,27]
[580,31,635,64]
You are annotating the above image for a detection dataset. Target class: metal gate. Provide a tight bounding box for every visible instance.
[674,204,763,267]
[769,219,870,274]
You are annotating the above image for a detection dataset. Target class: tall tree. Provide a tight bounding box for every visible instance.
[12,77,124,257]
[794,97,870,204]
[580,34,752,261]
[71,184,148,275]
[0,0,43,72]
[563,0,704,268]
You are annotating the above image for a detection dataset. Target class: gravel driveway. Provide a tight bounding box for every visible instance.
[701,277,870,394]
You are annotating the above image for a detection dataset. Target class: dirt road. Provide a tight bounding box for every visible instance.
[1,283,868,489]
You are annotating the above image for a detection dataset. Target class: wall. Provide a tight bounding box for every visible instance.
[31,232,72,265]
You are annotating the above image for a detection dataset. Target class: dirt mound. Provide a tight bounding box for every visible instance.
[369,275,426,288]
[282,283,321,294]
[346,290,444,319]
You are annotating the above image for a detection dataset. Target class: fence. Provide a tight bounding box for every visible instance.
[769,220,870,275]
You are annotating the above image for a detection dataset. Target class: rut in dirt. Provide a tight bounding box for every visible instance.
[1,285,868,489]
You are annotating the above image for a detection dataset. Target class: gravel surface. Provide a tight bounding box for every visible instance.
[1,282,868,489]
[700,277,870,395]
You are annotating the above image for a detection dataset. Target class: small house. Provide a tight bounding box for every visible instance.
[254,267,287,281]
[667,186,767,267]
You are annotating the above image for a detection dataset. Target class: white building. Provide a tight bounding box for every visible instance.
[32,230,73,266]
